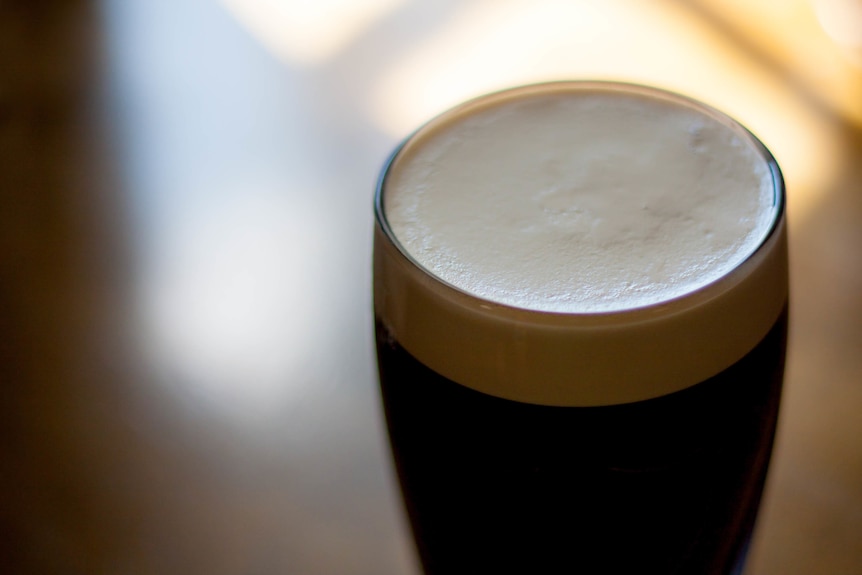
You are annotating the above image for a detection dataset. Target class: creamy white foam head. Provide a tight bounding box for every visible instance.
[384,88,776,313]
[374,82,787,406]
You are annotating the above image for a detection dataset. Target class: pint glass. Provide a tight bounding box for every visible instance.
[373,82,787,574]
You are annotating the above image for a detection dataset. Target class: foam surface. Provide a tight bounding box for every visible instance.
[384,89,776,312]
[374,83,787,405]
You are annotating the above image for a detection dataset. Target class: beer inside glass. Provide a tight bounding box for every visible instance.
[373,82,787,575]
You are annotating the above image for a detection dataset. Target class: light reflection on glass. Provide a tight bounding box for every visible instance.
[693,0,862,125]
[103,0,354,422]
[812,0,862,67]
[137,183,333,418]
[220,0,408,66]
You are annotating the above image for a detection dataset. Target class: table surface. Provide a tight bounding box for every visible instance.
[2,1,861,573]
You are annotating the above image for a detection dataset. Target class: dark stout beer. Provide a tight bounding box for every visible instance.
[376,311,785,574]
[373,82,787,575]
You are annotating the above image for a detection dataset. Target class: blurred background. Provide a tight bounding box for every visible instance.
[1,0,861,573]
